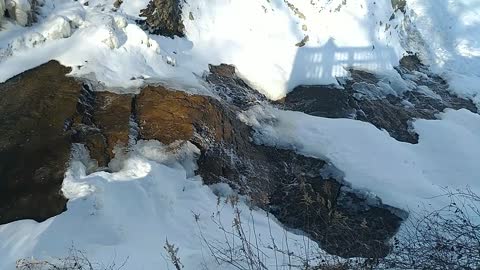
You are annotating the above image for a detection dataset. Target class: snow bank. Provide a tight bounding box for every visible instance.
[405,0,480,106]
[0,141,327,269]
[0,0,205,94]
[184,0,405,99]
[0,0,406,99]
[240,106,480,209]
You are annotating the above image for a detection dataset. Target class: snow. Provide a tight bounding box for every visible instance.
[0,0,480,268]
[1,0,478,101]
[0,141,327,269]
[0,0,205,94]
[405,0,480,106]
[183,0,405,99]
[0,0,406,100]
[239,106,480,209]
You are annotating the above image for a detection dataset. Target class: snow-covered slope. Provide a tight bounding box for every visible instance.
[402,0,480,105]
[0,0,407,99]
[0,0,480,269]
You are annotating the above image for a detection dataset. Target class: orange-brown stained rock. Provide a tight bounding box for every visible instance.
[0,60,81,224]
[136,85,235,145]
[92,92,132,166]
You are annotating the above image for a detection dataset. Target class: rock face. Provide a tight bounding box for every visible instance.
[0,61,80,224]
[139,0,185,38]
[0,62,133,224]
[206,64,268,110]
[282,55,478,143]
[135,66,407,258]
[70,86,132,169]
[1,62,406,258]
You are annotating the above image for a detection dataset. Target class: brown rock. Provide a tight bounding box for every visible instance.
[0,61,81,224]
[139,0,185,38]
[134,82,406,258]
[92,92,132,165]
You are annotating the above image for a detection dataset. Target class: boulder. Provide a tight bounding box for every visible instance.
[0,61,80,224]
[139,0,185,38]
[281,55,478,143]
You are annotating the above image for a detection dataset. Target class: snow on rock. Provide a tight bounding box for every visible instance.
[0,0,407,99]
[1,0,34,26]
[0,141,326,270]
[239,106,480,210]
[0,0,5,21]
[40,16,71,39]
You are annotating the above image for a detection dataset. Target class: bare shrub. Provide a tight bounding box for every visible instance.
[16,246,128,270]
[164,238,184,270]
[193,194,375,270]
[383,187,480,269]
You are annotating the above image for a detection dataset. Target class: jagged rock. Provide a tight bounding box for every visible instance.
[71,89,132,169]
[282,55,478,143]
[135,85,275,201]
[0,61,406,258]
[391,0,407,13]
[206,64,268,110]
[139,0,185,38]
[0,61,81,224]
[135,79,406,258]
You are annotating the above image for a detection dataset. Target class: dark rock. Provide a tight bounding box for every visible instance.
[295,35,309,47]
[139,0,185,38]
[135,81,406,258]
[391,0,407,13]
[69,89,132,169]
[135,85,274,201]
[0,62,133,224]
[282,55,478,143]
[206,64,268,110]
[93,92,132,162]
[0,61,407,258]
[0,61,81,224]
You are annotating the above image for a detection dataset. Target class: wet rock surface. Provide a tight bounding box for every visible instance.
[139,0,185,38]
[282,55,478,143]
[0,61,80,224]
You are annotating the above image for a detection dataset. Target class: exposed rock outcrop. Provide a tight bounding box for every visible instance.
[139,0,185,38]
[134,65,407,258]
[0,61,80,224]
[70,87,132,169]
[0,62,133,224]
[281,55,478,143]
[1,62,406,258]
